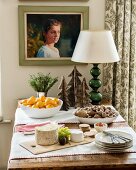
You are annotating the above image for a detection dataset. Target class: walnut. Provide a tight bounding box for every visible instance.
[87,110,96,117]
[75,110,88,118]
[101,112,108,118]
[97,110,103,116]
[94,114,102,118]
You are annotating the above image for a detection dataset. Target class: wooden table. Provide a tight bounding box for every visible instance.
[8,122,136,170]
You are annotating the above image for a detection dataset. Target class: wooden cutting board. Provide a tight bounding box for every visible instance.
[20,137,94,155]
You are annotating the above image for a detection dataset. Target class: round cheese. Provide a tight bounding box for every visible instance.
[35,124,58,146]
[70,129,84,142]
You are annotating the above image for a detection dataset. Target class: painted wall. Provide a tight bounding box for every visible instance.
[0,0,105,169]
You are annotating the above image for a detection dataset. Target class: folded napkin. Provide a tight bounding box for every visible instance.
[16,121,51,132]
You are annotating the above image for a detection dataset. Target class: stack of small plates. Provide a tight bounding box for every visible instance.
[95,130,133,151]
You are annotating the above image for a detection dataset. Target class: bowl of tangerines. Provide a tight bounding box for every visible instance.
[19,96,63,118]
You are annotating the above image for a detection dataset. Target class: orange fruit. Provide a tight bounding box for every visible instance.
[36,101,45,108]
[45,98,52,105]
[46,104,54,108]
[21,99,28,104]
[39,96,46,102]
[31,104,39,108]
[27,96,36,105]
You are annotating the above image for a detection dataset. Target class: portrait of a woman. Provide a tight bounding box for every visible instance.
[36,19,62,58]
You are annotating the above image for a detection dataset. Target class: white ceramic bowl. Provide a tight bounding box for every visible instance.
[19,98,63,118]
[75,115,118,125]
[94,122,108,132]
[74,105,119,125]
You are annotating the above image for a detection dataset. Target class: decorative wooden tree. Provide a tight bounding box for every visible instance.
[75,77,90,108]
[81,77,90,107]
[67,66,82,107]
[75,84,82,108]
[58,76,70,111]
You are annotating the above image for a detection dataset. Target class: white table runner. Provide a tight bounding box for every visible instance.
[9,127,136,160]
[14,108,125,126]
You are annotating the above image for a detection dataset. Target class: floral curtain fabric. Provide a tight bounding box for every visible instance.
[103,0,136,129]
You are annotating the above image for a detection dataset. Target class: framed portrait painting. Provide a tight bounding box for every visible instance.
[18,6,89,66]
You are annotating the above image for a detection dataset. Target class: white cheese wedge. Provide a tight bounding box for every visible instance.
[70,129,84,142]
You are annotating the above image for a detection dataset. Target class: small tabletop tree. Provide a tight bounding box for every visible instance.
[75,78,90,108]
[67,66,82,107]
[81,77,90,107]
[58,76,70,111]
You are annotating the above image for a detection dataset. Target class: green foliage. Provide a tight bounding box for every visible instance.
[28,72,58,93]
[58,127,71,139]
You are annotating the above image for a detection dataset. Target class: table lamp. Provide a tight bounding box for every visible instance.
[71,30,120,105]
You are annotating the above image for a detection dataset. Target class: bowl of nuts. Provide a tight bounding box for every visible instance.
[74,105,118,125]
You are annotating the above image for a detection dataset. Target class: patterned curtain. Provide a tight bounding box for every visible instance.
[103,0,136,129]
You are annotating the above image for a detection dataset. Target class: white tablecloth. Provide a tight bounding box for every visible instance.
[15,108,78,125]
[9,126,136,160]
[14,108,125,126]
[8,107,134,161]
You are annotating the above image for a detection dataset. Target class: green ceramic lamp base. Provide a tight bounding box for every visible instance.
[89,64,102,105]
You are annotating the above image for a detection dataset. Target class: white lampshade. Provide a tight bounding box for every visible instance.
[71,30,120,63]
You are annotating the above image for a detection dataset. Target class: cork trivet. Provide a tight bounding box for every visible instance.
[20,137,94,155]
